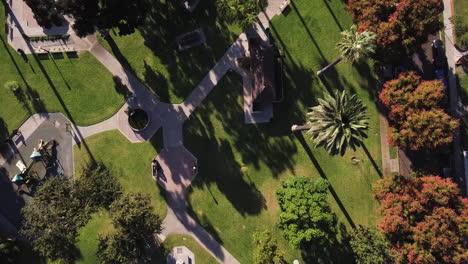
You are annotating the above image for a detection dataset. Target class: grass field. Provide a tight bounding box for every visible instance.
[76,210,113,264]
[183,0,382,262]
[97,0,242,103]
[73,130,168,261]
[0,3,124,142]
[454,0,468,49]
[73,130,166,218]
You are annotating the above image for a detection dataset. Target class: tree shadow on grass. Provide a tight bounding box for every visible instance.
[0,118,10,143]
[300,222,355,264]
[293,131,357,229]
[135,0,242,101]
[143,61,170,102]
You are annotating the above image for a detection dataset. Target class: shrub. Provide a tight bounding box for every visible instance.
[349,226,394,264]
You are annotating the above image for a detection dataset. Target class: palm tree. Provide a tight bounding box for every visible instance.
[317,25,377,76]
[307,90,369,156]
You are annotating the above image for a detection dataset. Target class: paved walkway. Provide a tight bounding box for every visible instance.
[1,0,291,262]
[443,0,467,194]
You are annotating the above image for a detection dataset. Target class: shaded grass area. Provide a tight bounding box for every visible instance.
[76,210,113,264]
[454,0,468,49]
[0,3,124,141]
[73,130,166,218]
[457,65,468,105]
[183,0,381,262]
[98,0,241,103]
[151,234,219,264]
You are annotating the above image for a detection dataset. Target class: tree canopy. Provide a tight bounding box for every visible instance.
[276,177,336,248]
[24,0,146,37]
[307,90,369,156]
[98,193,162,263]
[349,225,394,264]
[252,230,285,264]
[347,0,443,61]
[217,0,267,29]
[379,72,458,150]
[372,175,468,263]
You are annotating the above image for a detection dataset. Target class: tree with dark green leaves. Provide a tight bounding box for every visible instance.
[75,163,122,210]
[252,230,285,264]
[349,226,394,264]
[307,90,369,156]
[276,177,336,248]
[217,0,267,29]
[20,177,87,263]
[24,0,146,37]
[97,193,162,263]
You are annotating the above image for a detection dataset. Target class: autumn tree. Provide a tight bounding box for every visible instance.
[379,72,457,150]
[276,177,336,248]
[252,230,286,264]
[372,175,468,263]
[349,226,394,264]
[347,0,443,61]
[389,109,459,150]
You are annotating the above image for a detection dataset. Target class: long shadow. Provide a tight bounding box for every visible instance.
[0,118,9,143]
[322,0,343,31]
[293,131,356,229]
[361,143,383,177]
[4,3,96,163]
[49,53,72,90]
[289,0,328,62]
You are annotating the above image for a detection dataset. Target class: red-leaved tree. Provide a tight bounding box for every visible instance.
[389,109,459,150]
[373,175,468,264]
[379,72,456,150]
[347,0,443,61]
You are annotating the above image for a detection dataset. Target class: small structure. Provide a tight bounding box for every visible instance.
[167,246,195,264]
[7,0,76,54]
[176,28,206,51]
[243,32,282,124]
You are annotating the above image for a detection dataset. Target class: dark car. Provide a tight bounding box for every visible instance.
[432,39,448,70]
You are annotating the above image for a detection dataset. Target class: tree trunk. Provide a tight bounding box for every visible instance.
[316,56,343,76]
[291,124,311,132]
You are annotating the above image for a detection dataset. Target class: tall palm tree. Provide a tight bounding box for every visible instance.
[317,25,377,76]
[307,90,369,156]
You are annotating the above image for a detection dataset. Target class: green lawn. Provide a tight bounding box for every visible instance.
[73,129,167,218]
[97,0,241,103]
[184,0,381,262]
[73,130,167,261]
[454,0,468,49]
[76,210,113,264]
[151,234,219,264]
[0,3,124,141]
[458,66,468,105]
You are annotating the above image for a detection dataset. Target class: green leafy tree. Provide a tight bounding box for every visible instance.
[75,162,122,210]
[217,0,267,29]
[317,25,376,75]
[97,229,139,264]
[276,177,336,248]
[98,193,163,263]
[349,226,394,264]
[307,90,369,156]
[21,177,88,263]
[252,230,286,264]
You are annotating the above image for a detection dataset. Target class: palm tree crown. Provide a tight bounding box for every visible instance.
[307,90,369,156]
[338,25,377,63]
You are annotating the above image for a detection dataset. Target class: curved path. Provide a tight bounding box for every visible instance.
[2,0,290,262]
